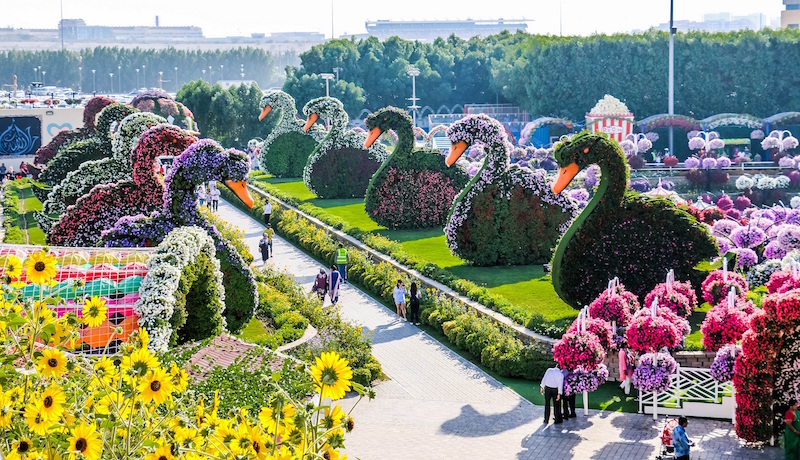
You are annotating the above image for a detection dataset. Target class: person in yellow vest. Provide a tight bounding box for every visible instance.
[335,243,348,284]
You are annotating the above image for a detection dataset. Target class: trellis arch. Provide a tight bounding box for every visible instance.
[135,226,225,351]
[701,113,764,131]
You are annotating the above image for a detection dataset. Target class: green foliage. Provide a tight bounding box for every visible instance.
[189,349,313,413]
[283,70,366,119]
[2,179,46,245]
[263,131,318,178]
[217,256,254,335]
[173,252,225,344]
[202,208,254,264]
[177,80,277,148]
[39,138,106,187]
[2,185,23,244]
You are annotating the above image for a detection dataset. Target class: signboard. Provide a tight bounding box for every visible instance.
[0,117,41,156]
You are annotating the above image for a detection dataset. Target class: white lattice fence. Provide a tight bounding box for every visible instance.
[639,366,735,422]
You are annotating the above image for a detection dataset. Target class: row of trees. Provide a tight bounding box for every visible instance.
[284,29,800,121]
[1,47,295,93]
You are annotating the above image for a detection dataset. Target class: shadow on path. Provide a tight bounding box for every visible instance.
[440,400,535,438]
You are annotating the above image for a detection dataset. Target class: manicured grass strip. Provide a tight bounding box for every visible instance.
[236,317,272,344]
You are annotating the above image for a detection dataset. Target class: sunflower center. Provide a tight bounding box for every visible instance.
[34,261,45,272]
[18,441,30,452]
[75,438,87,452]
[253,441,260,453]
[48,358,58,367]
[150,380,161,392]
[321,368,339,386]
[158,456,168,460]
[43,396,53,408]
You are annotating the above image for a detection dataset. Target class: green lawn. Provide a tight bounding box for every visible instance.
[260,177,577,323]
[9,181,46,245]
[236,317,272,343]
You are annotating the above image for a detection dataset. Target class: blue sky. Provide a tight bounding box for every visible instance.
[3,0,785,38]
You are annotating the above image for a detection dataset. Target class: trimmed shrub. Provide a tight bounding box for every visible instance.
[263,130,318,178]
[174,252,225,344]
[307,147,382,199]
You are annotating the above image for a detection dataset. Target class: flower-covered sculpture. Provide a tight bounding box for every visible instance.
[443,115,578,265]
[102,139,256,334]
[364,107,469,229]
[33,96,115,165]
[257,90,325,177]
[41,112,167,223]
[301,97,388,198]
[550,131,717,306]
[48,125,197,246]
[131,89,197,131]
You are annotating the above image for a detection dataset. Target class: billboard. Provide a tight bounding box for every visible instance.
[0,117,41,156]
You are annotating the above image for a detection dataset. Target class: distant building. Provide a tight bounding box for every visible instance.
[783,0,800,29]
[362,19,529,42]
[58,18,203,42]
[648,12,768,33]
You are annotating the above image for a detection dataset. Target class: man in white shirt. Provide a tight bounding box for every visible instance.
[263,200,273,225]
[540,365,564,424]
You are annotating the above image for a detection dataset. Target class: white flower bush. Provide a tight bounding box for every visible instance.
[588,94,630,116]
[135,225,225,352]
[792,196,800,210]
[736,176,755,190]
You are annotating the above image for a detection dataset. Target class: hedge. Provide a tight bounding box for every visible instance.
[263,131,318,178]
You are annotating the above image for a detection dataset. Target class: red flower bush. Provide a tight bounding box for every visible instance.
[625,314,681,353]
[644,283,693,318]
[367,167,460,229]
[766,270,800,294]
[632,306,691,339]
[567,317,614,350]
[701,305,749,352]
[552,331,606,371]
[663,156,679,167]
[701,270,748,306]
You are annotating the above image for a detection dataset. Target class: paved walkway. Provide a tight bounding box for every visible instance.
[217,199,780,460]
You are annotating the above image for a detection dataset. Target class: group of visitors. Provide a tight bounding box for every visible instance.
[312,265,344,305]
[392,279,421,324]
[196,182,221,211]
[539,364,577,425]
[258,225,274,263]
[0,163,30,181]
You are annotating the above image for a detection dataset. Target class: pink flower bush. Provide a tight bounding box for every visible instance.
[701,305,750,352]
[625,314,681,353]
[765,270,800,294]
[643,283,694,318]
[552,331,606,371]
[632,306,691,339]
[588,286,639,326]
[567,317,614,350]
[701,270,748,306]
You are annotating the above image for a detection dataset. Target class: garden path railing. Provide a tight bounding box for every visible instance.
[639,366,734,422]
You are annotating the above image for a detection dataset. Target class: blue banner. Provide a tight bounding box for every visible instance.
[0,117,41,156]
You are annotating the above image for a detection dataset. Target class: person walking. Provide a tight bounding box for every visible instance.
[786,400,800,460]
[393,279,407,320]
[258,233,270,264]
[209,185,220,212]
[197,184,207,208]
[409,282,421,325]
[263,199,272,225]
[329,265,341,305]
[672,416,693,460]
[335,243,348,284]
[561,368,577,420]
[264,224,274,258]
[540,365,564,424]
[312,268,328,301]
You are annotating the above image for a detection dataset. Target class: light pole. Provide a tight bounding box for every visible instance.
[118,65,121,92]
[668,0,675,156]
[78,66,82,92]
[136,68,140,89]
[110,73,114,93]
[158,71,163,89]
[174,66,178,93]
[407,66,421,127]
[91,69,96,94]
[33,67,38,84]
[761,130,798,157]
[41,70,46,86]
[142,64,146,88]
[202,69,206,82]
[240,64,244,82]
[220,64,224,81]
[689,131,725,154]
[320,73,335,97]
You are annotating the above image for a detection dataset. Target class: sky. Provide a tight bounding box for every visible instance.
[2,0,785,38]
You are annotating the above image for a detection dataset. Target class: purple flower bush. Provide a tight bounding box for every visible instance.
[731,247,759,270]
[633,352,677,394]
[564,364,609,395]
[710,344,741,382]
[778,225,800,252]
[712,219,740,239]
[730,225,766,249]
[584,164,600,188]
[629,178,651,193]
[684,157,701,169]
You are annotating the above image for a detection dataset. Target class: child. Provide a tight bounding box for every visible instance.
[264,224,274,258]
[258,233,270,263]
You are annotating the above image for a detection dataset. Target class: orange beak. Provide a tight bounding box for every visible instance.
[225,180,254,209]
[303,113,318,132]
[364,127,382,149]
[258,105,272,121]
[446,141,468,167]
[552,163,580,194]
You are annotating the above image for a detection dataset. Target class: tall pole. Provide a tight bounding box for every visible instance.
[321,73,334,97]
[142,64,146,89]
[559,0,563,37]
[136,68,140,89]
[60,0,65,51]
[668,0,675,156]
[118,65,121,92]
[78,66,82,92]
[42,71,46,86]
[220,64,224,81]
[109,73,113,94]
[91,69,96,94]
[331,0,334,39]
[325,78,330,97]
[175,66,179,93]
[407,66,421,128]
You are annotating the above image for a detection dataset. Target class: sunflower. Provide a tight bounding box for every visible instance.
[258,403,296,436]
[322,404,345,431]
[139,367,173,405]
[37,348,67,378]
[92,356,117,386]
[169,362,188,392]
[8,438,33,459]
[9,280,27,289]
[5,386,24,407]
[67,422,103,460]
[4,255,22,279]
[0,393,12,428]
[23,251,57,285]
[310,351,353,400]
[120,348,159,382]
[145,445,174,460]
[81,296,107,328]
[24,402,52,435]
[38,385,65,421]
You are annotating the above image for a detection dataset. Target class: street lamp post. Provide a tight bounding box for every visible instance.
[158,71,163,89]
[91,69,96,94]
[668,0,675,156]
[240,64,245,82]
[41,70,46,86]
[142,64,146,89]
[407,66,421,127]
[320,73,335,97]
[136,68,140,89]
[78,66,82,92]
[220,64,224,81]
[109,73,114,94]
[174,67,179,93]
[333,67,342,81]
[202,69,206,82]
[118,65,121,92]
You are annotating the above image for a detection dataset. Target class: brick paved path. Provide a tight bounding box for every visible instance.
[218,199,780,459]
